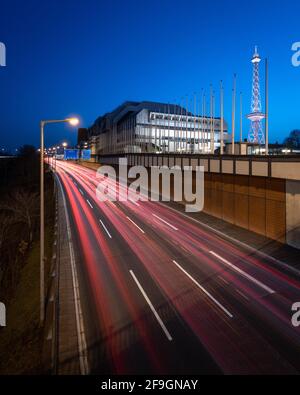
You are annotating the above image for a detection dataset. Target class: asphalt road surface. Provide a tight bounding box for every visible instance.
[54,160,300,375]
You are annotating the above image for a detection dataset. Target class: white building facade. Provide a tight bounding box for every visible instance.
[88,101,228,156]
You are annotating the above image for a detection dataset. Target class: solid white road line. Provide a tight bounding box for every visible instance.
[126,216,145,234]
[152,214,178,231]
[99,219,112,239]
[79,188,84,195]
[172,260,234,319]
[209,251,275,295]
[130,270,173,341]
[86,199,93,209]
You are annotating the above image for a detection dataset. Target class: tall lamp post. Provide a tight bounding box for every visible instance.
[62,142,68,160]
[40,117,79,323]
[55,146,61,171]
[51,147,57,171]
[54,146,58,172]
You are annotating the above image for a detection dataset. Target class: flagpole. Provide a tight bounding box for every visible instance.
[180,99,183,153]
[203,94,206,153]
[240,91,243,143]
[193,92,196,154]
[220,81,224,155]
[265,58,269,156]
[185,95,189,153]
[211,91,215,154]
[210,84,213,154]
[232,73,237,155]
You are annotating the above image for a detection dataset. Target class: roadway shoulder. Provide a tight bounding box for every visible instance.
[56,178,81,375]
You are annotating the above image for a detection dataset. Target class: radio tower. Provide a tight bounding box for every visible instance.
[247,46,265,144]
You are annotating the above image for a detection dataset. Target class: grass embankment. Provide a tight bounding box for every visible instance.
[0,150,55,375]
[0,228,53,374]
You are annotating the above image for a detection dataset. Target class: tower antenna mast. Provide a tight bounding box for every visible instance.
[247,46,265,145]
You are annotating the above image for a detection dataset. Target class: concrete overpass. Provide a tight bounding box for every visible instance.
[97,153,300,249]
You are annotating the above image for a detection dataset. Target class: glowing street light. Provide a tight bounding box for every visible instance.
[62,142,68,161]
[67,117,79,126]
[39,116,79,323]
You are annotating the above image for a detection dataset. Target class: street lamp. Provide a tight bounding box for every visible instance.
[62,142,68,160]
[40,117,79,323]
[68,118,79,126]
[54,146,60,171]
[51,147,56,168]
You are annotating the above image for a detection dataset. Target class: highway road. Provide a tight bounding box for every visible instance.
[54,160,300,375]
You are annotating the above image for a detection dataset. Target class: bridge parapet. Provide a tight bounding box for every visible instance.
[96,153,300,248]
[98,153,300,181]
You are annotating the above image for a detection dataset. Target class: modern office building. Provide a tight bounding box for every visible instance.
[86,101,229,156]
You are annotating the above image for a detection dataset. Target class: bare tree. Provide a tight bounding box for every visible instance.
[0,190,39,244]
[284,130,300,150]
[0,213,13,252]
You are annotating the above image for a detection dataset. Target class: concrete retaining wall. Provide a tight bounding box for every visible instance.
[97,153,300,248]
[286,180,300,249]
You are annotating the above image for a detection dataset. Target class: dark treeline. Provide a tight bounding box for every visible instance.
[0,145,54,302]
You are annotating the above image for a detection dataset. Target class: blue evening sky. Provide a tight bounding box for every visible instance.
[0,0,299,149]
